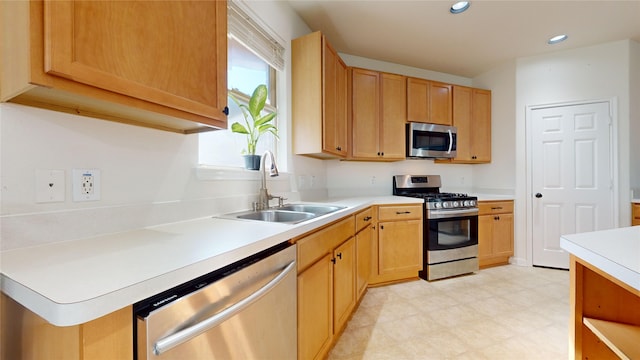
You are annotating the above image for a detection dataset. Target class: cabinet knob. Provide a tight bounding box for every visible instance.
[363,216,372,221]
[223,106,229,115]
[535,193,543,198]
[380,225,384,230]
[336,146,342,151]
[331,257,336,264]
[337,252,342,259]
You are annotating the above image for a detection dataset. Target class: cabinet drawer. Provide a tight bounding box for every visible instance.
[295,216,355,272]
[355,207,373,233]
[633,203,640,225]
[378,205,422,221]
[478,201,513,215]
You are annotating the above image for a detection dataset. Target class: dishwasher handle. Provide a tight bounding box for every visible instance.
[153,260,296,355]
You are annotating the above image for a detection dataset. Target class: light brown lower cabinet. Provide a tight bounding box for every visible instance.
[355,208,374,301]
[1,293,132,360]
[632,203,640,226]
[478,200,514,268]
[569,255,640,359]
[370,204,423,285]
[294,215,355,360]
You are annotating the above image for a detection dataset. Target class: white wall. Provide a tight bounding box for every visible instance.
[630,41,640,194]
[513,40,636,265]
[0,0,313,251]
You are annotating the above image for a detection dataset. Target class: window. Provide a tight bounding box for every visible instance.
[199,0,284,168]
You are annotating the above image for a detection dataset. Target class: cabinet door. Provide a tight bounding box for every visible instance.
[472,88,492,162]
[429,81,452,125]
[298,254,333,360]
[356,225,372,300]
[633,204,640,226]
[323,40,348,157]
[350,68,380,158]
[407,77,429,123]
[45,1,227,123]
[378,220,422,275]
[493,213,514,257]
[333,237,356,334]
[380,73,407,159]
[451,86,474,161]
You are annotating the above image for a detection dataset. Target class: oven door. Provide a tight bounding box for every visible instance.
[426,209,478,251]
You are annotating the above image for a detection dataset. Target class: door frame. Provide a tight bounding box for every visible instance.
[524,98,619,266]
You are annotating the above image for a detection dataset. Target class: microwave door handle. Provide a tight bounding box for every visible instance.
[447,129,453,154]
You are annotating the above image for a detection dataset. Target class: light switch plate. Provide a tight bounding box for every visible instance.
[35,169,65,203]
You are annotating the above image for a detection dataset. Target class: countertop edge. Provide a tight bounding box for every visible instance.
[2,197,418,326]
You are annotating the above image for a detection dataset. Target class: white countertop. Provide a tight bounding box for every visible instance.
[560,226,640,291]
[632,199,640,204]
[1,196,422,326]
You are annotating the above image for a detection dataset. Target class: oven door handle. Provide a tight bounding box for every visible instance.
[428,208,478,219]
[447,129,453,154]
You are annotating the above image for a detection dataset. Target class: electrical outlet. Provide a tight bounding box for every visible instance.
[73,169,101,202]
[35,169,65,203]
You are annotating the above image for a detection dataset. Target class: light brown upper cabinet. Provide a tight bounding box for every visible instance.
[407,78,452,125]
[1,0,228,133]
[439,86,492,163]
[292,32,348,159]
[349,68,406,161]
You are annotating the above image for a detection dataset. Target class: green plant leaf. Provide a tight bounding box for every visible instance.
[231,122,249,134]
[255,112,277,127]
[248,85,268,120]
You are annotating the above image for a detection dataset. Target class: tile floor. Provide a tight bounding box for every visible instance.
[328,265,570,360]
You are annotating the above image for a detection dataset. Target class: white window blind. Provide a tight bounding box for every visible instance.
[228,0,285,72]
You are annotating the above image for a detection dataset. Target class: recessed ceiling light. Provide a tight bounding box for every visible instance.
[548,34,568,45]
[450,1,470,14]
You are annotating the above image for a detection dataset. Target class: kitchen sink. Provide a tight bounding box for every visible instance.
[277,204,346,216]
[218,204,346,224]
[236,209,315,224]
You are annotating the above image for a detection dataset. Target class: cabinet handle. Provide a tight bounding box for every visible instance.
[491,207,503,210]
[396,211,411,214]
[494,216,500,221]
[380,225,384,230]
[331,257,336,264]
[222,106,229,115]
[363,216,372,221]
[336,146,342,151]
[337,253,342,259]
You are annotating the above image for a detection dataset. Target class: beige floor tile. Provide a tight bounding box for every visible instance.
[328,265,569,360]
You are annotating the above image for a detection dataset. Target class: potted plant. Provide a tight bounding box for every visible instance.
[229,84,278,170]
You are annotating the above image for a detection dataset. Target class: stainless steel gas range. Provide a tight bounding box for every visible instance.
[393,175,479,281]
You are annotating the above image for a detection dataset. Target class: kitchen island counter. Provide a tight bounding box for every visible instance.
[1,196,422,326]
[560,226,640,359]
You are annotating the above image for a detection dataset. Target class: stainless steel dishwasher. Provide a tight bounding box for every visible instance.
[134,242,297,359]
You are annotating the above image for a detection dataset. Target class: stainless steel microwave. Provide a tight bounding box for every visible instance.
[406,122,457,158]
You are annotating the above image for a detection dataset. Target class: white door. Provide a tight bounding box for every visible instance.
[531,101,613,269]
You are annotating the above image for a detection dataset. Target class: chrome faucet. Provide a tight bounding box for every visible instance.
[257,150,280,210]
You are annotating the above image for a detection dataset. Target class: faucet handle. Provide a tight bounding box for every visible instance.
[278,197,287,207]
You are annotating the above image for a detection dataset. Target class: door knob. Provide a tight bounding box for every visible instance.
[535,193,543,198]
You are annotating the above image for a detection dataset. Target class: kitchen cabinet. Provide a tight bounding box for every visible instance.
[294,216,355,360]
[349,68,406,161]
[1,293,132,359]
[478,200,514,268]
[333,237,356,333]
[438,86,492,163]
[632,203,640,226]
[407,77,452,125]
[355,207,374,300]
[569,255,640,359]
[292,31,348,159]
[370,205,423,285]
[1,0,227,134]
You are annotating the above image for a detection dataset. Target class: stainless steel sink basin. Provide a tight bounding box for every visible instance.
[236,209,316,224]
[277,204,346,216]
[218,203,346,224]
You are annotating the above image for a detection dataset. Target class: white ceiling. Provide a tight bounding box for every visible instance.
[286,0,640,78]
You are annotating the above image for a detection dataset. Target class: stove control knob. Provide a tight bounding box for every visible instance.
[442,202,450,208]
[464,200,471,207]
[470,200,476,207]
[453,201,459,208]
[434,202,442,209]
